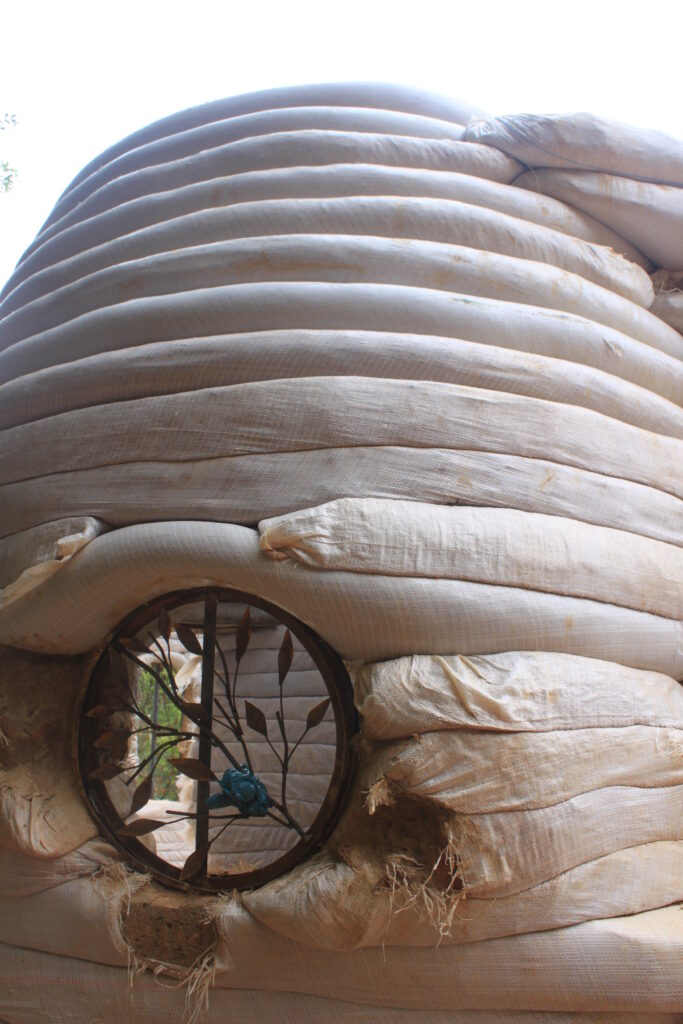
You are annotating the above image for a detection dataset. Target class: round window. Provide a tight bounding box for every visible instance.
[78,588,357,891]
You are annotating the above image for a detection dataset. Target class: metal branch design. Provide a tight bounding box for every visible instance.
[87,595,332,882]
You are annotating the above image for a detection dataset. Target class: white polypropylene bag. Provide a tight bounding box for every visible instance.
[0,522,681,676]
[4,236,677,357]
[259,500,683,619]
[0,163,648,306]
[354,651,683,740]
[43,80,488,214]
[453,784,682,897]
[244,841,683,950]
[3,379,679,499]
[0,645,102,858]
[24,133,523,246]
[0,874,129,966]
[366,726,683,812]
[4,445,681,546]
[3,285,680,407]
[0,193,653,326]
[652,291,683,334]
[5,944,678,1024]
[0,840,120,900]
[34,104,467,230]
[213,902,683,1011]
[516,169,683,270]
[0,761,100,857]
[466,112,683,187]
[0,517,106,610]
[2,329,681,440]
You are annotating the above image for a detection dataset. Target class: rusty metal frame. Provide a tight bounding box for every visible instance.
[78,587,357,893]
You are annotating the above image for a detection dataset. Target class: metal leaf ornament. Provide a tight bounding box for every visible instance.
[206,765,272,817]
[81,589,355,892]
[278,629,294,685]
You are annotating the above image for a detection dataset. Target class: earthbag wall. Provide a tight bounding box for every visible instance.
[1,83,681,1020]
[466,112,683,268]
[0,522,682,675]
[0,163,648,301]
[2,943,680,1024]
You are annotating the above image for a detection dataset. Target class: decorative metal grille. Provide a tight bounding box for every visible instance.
[79,588,357,891]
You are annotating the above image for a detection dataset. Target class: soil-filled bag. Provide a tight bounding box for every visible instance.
[354,651,683,740]
[45,81,488,214]
[4,235,677,358]
[2,328,681,440]
[0,193,654,327]
[212,902,683,1011]
[259,499,683,619]
[31,104,468,233]
[516,169,683,270]
[450,784,682,898]
[0,840,121,901]
[4,285,680,407]
[652,290,683,334]
[365,726,683,813]
[4,944,680,1023]
[466,112,683,187]
[0,517,106,610]
[244,841,683,950]
[16,134,523,254]
[1,522,681,676]
[0,647,98,857]
[2,379,679,499]
[0,164,648,304]
[4,444,681,546]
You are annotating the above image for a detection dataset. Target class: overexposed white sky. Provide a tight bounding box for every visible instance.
[1,0,682,288]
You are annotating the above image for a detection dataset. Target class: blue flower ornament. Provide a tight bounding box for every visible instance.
[206,764,272,817]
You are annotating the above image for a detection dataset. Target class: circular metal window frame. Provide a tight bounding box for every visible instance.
[78,586,357,893]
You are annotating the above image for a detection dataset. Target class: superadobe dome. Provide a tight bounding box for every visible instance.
[0,82,681,1022]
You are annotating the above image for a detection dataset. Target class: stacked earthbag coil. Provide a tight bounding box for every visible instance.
[467,110,683,336]
[0,83,681,1022]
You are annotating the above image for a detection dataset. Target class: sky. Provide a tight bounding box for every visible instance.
[1,0,682,288]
